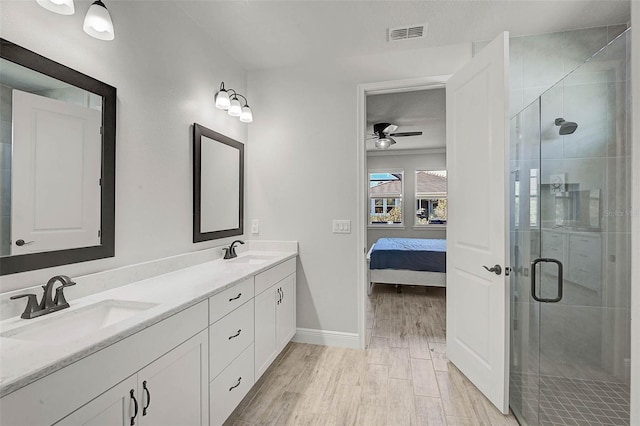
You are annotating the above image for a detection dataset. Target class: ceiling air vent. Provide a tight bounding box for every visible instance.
[388,24,428,42]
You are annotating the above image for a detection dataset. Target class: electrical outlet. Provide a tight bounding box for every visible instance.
[251,219,260,234]
[332,220,351,234]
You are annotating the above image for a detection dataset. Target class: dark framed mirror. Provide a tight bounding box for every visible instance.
[0,38,116,275]
[193,123,244,242]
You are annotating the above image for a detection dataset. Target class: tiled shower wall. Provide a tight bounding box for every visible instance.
[473,24,629,117]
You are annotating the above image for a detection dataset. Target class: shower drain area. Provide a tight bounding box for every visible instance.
[510,373,630,425]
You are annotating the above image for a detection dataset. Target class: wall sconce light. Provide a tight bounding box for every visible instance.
[35,0,114,41]
[83,0,115,41]
[215,82,253,123]
[36,0,75,15]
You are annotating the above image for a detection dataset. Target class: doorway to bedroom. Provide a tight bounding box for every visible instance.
[363,85,448,350]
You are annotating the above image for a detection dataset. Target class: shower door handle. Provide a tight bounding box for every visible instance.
[530,258,563,303]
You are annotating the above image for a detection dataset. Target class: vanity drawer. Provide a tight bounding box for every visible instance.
[210,299,254,380]
[255,258,296,296]
[209,277,254,324]
[210,343,254,426]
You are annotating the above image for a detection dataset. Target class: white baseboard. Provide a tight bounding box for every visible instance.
[292,328,360,349]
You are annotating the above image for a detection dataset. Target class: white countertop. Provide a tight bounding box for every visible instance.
[0,250,297,397]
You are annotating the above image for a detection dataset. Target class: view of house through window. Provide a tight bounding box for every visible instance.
[415,170,447,225]
[369,171,403,225]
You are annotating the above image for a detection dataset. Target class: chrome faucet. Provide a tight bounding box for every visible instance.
[10,275,76,319]
[223,240,245,259]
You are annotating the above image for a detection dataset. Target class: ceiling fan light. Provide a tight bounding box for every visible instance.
[36,0,75,15]
[375,137,396,150]
[215,89,230,110]
[228,97,242,117]
[239,105,253,123]
[83,0,114,41]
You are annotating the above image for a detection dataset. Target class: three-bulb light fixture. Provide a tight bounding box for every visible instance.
[36,0,115,41]
[214,82,253,123]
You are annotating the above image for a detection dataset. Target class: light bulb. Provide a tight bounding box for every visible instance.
[215,90,230,110]
[228,98,242,117]
[83,0,115,41]
[239,106,253,123]
[36,0,75,15]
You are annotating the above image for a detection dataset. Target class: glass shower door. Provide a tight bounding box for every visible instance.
[509,98,542,426]
[509,29,632,426]
[535,30,631,425]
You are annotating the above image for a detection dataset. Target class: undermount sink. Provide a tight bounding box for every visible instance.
[227,254,277,265]
[1,299,158,345]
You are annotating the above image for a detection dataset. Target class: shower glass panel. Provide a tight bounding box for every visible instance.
[509,29,631,426]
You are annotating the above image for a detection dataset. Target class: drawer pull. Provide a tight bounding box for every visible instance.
[228,329,242,340]
[229,377,242,391]
[130,389,139,425]
[229,293,242,302]
[142,380,151,416]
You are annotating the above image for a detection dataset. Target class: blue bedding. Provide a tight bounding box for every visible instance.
[370,238,446,272]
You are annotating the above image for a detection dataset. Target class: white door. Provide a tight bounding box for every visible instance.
[11,90,102,255]
[445,32,510,413]
[137,330,208,426]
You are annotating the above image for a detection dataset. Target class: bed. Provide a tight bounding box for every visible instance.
[367,237,446,295]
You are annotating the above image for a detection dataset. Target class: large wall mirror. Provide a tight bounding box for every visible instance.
[193,123,244,242]
[0,39,116,275]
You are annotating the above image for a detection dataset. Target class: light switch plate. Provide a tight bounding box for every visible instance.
[332,220,351,234]
[251,219,260,234]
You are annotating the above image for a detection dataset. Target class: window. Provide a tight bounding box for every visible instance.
[369,171,403,225]
[415,170,447,226]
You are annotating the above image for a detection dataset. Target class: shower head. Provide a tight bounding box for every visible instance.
[555,118,578,135]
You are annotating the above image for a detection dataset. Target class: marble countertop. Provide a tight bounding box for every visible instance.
[0,249,297,397]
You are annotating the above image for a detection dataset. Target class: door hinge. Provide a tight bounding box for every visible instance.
[98,178,102,186]
[98,230,101,238]
[100,125,104,135]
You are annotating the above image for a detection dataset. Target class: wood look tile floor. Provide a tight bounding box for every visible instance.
[225,284,519,426]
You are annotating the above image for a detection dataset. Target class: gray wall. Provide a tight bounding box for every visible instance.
[0,2,249,292]
[0,85,11,256]
[366,152,447,249]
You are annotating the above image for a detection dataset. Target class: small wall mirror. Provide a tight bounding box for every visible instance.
[193,123,244,242]
[0,39,116,275]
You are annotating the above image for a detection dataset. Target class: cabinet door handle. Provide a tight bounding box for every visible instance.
[228,329,242,340]
[281,287,284,302]
[129,389,138,425]
[229,377,242,391]
[142,380,151,416]
[229,293,242,302]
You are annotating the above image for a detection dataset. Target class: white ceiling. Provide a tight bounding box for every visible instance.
[177,0,630,71]
[366,88,446,151]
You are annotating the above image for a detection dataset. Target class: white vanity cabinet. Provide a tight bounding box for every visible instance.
[254,258,296,380]
[0,253,298,426]
[56,330,208,426]
[1,301,209,426]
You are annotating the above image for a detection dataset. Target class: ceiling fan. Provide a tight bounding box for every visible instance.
[368,122,423,149]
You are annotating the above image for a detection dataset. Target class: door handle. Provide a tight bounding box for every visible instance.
[530,258,563,303]
[15,239,35,247]
[482,264,502,275]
